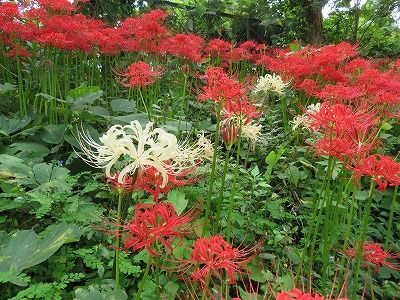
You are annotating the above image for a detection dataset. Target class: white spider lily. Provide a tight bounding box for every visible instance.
[118,121,180,185]
[76,121,212,188]
[76,125,130,178]
[291,103,321,130]
[242,123,262,147]
[253,73,290,96]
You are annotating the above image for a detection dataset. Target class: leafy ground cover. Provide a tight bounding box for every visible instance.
[0,1,399,299]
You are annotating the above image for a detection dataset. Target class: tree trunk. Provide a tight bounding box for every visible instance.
[304,0,325,44]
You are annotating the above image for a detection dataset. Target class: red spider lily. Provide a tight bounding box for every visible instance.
[276,288,349,300]
[223,99,261,124]
[308,103,375,134]
[204,38,232,60]
[198,67,245,104]
[107,173,137,192]
[276,288,325,300]
[134,164,201,200]
[6,45,32,58]
[316,85,365,103]
[344,242,400,272]
[123,202,193,256]
[177,235,261,285]
[222,119,239,146]
[119,61,162,89]
[351,155,400,191]
[160,33,204,62]
[118,9,168,53]
[108,165,200,198]
[297,79,321,96]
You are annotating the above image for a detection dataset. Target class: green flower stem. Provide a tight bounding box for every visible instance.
[114,190,123,288]
[297,156,335,285]
[321,167,345,290]
[202,102,223,236]
[177,72,187,138]
[336,182,357,292]
[135,254,152,300]
[384,186,398,249]
[138,88,152,122]
[225,121,242,241]
[280,96,289,135]
[352,179,375,299]
[214,146,231,233]
[16,55,26,116]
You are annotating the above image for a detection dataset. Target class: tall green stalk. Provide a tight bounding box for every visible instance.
[351,179,375,299]
[214,146,231,232]
[114,190,123,288]
[135,255,152,300]
[384,186,398,249]
[202,102,223,236]
[225,121,242,241]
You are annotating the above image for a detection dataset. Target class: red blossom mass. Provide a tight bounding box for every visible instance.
[276,288,349,300]
[198,67,245,103]
[351,155,400,191]
[345,242,400,272]
[119,61,162,89]
[177,235,261,285]
[123,202,193,256]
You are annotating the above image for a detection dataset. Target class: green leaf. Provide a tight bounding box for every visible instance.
[67,86,101,99]
[0,154,32,181]
[161,281,179,300]
[250,165,260,177]
[287,165,300,186]
[110,99,135,113]
[9,142,50,162]
[381,121,392,131]
[166,190,188,215]
[39,124,67,144]
[0,271,30,286]
[0,115,31,136]
[0,82,17,93]
[0,223,82,284]
[111,113,149,125]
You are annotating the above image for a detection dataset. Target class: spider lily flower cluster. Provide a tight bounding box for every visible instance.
[344,242,400,272]
[76,120,211,188]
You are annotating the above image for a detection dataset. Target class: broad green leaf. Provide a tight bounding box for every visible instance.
[39,124,67,144]
[8,142,50,162]
[111,113,149,125]
[0,223,82,285]
[250,165,260,177]
[0,154,32,180]
[110,99,135,113]
[67,86,100,99]
[88,106,110,117]
[166,190,188,215]
[0,115,31,136]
